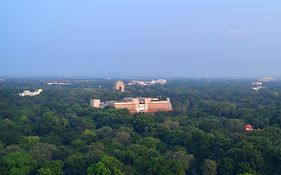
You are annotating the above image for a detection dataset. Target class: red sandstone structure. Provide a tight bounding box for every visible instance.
[90,97,172,114]
[115,80,125,92]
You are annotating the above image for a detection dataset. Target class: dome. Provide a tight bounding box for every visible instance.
[244,124,253,131]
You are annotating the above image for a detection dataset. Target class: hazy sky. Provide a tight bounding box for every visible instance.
[1,1,281,78]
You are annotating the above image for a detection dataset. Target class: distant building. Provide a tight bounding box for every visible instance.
[128,79,167,86]
[90,97,172,114]
[260,76,274,82]
[90,99,101,108]
[115,80,125,92]
[252,82,262,86]
[19,89,43,97]
[251,76,273,91]
[252,81,263,91]
[47,82,71,85]
[244,124,253,131]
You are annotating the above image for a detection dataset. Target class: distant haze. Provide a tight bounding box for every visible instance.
[1,1,281,78]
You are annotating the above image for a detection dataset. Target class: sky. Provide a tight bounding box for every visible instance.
[1,0,281,78]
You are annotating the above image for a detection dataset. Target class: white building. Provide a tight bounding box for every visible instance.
[19,89,43,97]
[252,81,263,91]
[128,79,167,86]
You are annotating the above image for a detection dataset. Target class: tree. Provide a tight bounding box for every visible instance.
[30,143,58,162]
[115,131,131,145]
[162,119,179,130]
[38,160,64,175]
[218,157,234,175]
[23,136,40,145]
[82,129,96,143]
[88,155,124,175]
[138,137,160,150]
[65,152,87,175]
[202,159,217,175]
[87,162,110,175]
[167,150,194,175]
[2,152,37,175]
[38,168,52,175]
[0,140,4,151]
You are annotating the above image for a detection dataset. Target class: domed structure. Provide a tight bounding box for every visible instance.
[115,80,125,92]
[244,124,253,131]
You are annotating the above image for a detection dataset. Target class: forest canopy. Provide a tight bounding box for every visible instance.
[1,78,281,175]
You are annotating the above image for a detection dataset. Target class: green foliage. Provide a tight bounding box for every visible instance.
[1,79,281,175]
[115,131,131,144]
[0,140,4,151]
[138,137,161,150]
[82,129,96,143]
[166,150,194,175]
[88,155,124,175]
[87,162,111,175]
[202,159,217,175]
[2,152,36,175]
[38,160,64,175]
[65,152,87,175]
[24,136,40,145]
[38,168,52,175]
[30,143,58,162]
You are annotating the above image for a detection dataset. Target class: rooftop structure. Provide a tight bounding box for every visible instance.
[252,81,263,91]
[47,82,71,85]
[90,97,172,114]
[244,124,253,131]
[128,79,167,86]
[260,76,274,82]
[252,77,274,91]
[19,89,43,97]
[42,79,96,84]
[115,80,125,92]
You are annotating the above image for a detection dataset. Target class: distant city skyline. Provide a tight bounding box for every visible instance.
[1,1,281,78]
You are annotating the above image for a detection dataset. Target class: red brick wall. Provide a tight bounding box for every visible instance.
[147,102,172,112]
[114,103,137,113]
[112,101,171,113]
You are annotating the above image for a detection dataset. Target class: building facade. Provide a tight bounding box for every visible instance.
[90,97,172,114]
[19,89,43,97]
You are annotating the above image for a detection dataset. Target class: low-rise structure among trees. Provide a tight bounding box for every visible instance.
[128,79,167,86]
[115,80,125,92]
[19,89,43,97]
[90,97,172,114]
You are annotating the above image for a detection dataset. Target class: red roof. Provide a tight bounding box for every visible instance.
[244,124,253,131]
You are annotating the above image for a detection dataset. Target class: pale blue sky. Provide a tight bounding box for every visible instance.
[1,1,281,78]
